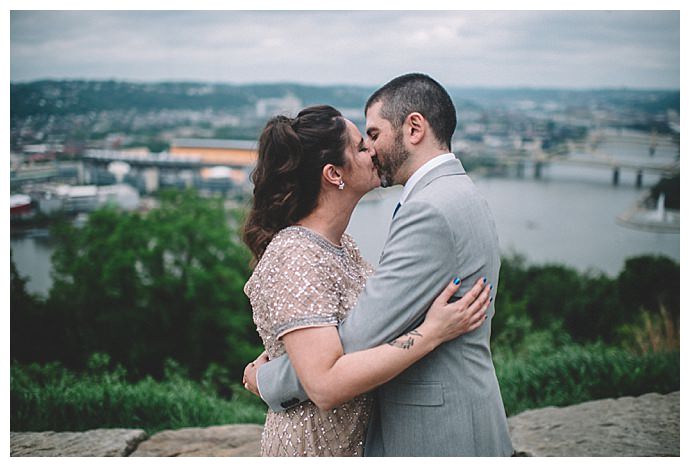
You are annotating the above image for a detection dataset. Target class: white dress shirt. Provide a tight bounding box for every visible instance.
[398,152,456,207]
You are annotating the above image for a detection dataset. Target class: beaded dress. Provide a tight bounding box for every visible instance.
[244,226,374,456]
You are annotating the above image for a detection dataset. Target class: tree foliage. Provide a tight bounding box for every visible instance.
[492,254,679,355]
[12,189,260,380]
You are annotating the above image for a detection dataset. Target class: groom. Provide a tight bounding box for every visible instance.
[246,73,513,456]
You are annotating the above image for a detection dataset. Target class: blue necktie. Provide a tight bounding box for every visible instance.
[392,202,401,219]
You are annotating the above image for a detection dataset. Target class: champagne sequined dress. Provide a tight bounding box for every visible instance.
[244,226,374,456]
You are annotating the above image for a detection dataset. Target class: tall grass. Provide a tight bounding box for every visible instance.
[495,344,679,416]
[11,356,266,434]
[11,346,679,433]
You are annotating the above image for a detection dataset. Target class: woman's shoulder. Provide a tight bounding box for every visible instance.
[341,231,358,247]
[341,232,360,255]
[341,232,374,272]
[257,226,325,269]
[343,231,367,256]
[245,227,322,298]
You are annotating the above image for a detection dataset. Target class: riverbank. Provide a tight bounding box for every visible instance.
[10,391,679,457]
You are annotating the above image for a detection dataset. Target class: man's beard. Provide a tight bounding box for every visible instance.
[377,131,409,188]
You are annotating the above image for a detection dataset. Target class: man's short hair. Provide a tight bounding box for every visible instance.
[365,73,457,150]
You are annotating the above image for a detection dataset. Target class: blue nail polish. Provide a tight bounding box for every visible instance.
[453,277,460,285]
[490,284,493,290]
[490,297,493,302]
[483,277,487,284]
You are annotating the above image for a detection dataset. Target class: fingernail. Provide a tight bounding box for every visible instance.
[489,297,493,302]
[490,284,493,290]
[453,277,460,285]
[483,277,487,283]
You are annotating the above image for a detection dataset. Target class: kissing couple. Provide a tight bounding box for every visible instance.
[241,73,513,457]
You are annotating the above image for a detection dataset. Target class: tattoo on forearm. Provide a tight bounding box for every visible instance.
[388,330,423,350]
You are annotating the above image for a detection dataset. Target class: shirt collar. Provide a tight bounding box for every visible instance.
[398,153,456,206]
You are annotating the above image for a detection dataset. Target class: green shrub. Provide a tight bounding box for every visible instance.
[494,254,679,347]
[10,355,266,434]
[494,345,679,416]
[12,346,679,434]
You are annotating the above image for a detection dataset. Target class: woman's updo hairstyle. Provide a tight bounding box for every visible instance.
[243,105,349,263]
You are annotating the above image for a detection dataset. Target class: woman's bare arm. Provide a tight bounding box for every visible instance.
[278,277,490,411]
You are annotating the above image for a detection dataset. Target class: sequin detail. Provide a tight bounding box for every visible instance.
[245,226,374,456]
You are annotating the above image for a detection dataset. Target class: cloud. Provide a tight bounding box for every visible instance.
[10,10,680,88]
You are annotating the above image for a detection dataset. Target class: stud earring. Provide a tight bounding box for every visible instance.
[338,180,345,190]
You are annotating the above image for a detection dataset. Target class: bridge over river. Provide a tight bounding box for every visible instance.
[463,129,679,187]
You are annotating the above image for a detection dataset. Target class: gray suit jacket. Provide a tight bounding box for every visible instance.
[256,158,513,456]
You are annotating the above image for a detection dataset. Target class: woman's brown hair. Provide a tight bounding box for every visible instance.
[243,105,348,264]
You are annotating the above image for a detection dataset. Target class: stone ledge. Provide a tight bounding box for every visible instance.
[11,391,679,457]
[130,424,262,457]
[508,391,679,456]
[10,428,148,457]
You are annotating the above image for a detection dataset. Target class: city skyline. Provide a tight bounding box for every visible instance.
[10,10,680,90]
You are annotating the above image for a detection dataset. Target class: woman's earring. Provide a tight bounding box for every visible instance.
[338,180,345,190]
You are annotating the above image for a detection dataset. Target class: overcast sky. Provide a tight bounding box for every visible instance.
[10,10,680,89]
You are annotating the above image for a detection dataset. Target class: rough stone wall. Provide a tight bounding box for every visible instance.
[10,429,148,457]
[508,391,679,456]
[10,391,679,457]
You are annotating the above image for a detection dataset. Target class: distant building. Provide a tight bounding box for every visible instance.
[255,93,302,118]
[58,185,100,212]
[198,166,248,196]
[169,138,257,167]
[98,184,140,211]
[34,184,141,213]
[22,143,64,154]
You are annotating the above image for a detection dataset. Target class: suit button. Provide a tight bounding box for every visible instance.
[280,397,300,409]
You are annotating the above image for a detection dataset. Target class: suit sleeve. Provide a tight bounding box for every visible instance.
[257,201,457,412]
[338,200,457,352]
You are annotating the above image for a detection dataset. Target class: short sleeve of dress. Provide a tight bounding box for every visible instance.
[260,240,340,340]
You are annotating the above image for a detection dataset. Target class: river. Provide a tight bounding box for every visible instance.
[349,166,679,277]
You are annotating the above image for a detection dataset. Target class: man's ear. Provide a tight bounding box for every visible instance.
[406,112,426,145]
[322,163,342,189]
